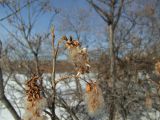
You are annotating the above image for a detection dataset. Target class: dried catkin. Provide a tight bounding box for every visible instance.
[85,82,105,117]
[23,75,47,120]
[155,61,160,75]
[65,37,90,75]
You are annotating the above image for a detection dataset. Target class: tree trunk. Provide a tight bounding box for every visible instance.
[108,24,115,88]
[108,24,116,120]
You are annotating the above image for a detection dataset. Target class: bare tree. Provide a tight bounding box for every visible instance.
[87,0,124,119]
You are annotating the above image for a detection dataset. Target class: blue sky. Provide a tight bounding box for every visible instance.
[0,0,107,50]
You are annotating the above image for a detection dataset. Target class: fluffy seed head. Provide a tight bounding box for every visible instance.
[85,81,105,117]
[23,75,47,120]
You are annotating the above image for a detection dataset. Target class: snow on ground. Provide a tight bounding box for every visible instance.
[0,109,14,120]
[0,73,96,120]
[1,73,160,120]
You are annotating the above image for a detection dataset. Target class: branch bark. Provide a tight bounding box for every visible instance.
[0,40,21,120]
[51,26,57,120]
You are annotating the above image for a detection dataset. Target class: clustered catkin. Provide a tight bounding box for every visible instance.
[64,36,104,116]
[23,75,47,120]
[85,81,105,117]
[64,36,90,75]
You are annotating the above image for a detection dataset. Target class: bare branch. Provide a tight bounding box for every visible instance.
[0,0,39,22]
[113,0,124,30]
[0,40,21,120]
[86,0,112,24]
